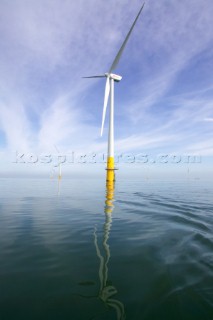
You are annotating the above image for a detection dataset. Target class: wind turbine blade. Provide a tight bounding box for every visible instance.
[101,77,110,136]
[82,75,106,79]
[109,2,145,73]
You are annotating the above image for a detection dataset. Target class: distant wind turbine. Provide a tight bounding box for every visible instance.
[54,145,62,180]
[84,3,145,181]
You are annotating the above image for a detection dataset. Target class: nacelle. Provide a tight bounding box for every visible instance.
[110,73,122,82]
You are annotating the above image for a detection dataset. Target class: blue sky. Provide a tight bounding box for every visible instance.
[0,0,212,178]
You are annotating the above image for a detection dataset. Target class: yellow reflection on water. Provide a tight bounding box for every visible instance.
[105,179,115,213]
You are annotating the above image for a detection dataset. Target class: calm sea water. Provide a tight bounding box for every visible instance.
[0,178,213,320]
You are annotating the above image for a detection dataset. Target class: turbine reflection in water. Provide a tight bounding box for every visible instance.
[93,179,126,320]
[75,179,125,319]
[57,176,61,196]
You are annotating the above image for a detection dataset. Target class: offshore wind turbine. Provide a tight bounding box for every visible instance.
[84,3,145,181]
[54,145,62,180]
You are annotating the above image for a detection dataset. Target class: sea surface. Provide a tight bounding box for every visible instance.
[0,177,213,320]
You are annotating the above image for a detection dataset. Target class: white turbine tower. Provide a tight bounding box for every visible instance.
[84,3,145,181]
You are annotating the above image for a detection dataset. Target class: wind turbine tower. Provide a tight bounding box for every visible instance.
[84,3,145,181]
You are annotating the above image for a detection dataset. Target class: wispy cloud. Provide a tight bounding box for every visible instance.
[204,118,213,122]
[0,100,32,150]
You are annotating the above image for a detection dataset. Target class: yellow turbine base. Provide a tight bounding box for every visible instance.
[106,157,115,181]
[107,157,114,169]
[106,170,114,182]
